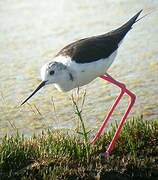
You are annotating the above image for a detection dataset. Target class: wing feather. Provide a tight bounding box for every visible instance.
[56,10,142,63]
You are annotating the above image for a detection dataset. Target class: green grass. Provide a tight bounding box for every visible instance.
[0,116,158,180]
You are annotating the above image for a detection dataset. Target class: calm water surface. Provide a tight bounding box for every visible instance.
[0,0,158,137]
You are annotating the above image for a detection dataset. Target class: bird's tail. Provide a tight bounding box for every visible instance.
[121,9,155,28]
[109,10,143,42]
[118,9,143,32]
[109,9,155,43]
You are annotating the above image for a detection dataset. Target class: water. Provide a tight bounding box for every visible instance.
[0,0,158,138]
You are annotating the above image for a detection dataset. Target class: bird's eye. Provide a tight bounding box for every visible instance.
[50,70,54,75]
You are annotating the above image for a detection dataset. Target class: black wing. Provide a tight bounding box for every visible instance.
[56,10,142,63]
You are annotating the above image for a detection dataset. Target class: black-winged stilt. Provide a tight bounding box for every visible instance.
[21,10,144,157]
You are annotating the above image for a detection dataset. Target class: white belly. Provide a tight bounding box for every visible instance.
[70,50,117,87]
[53,50,117,91]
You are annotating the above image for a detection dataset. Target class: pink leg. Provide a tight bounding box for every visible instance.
[91,86,124,144]
[104,88,136,157]
[91,74,136,157]
[91,75,126,144]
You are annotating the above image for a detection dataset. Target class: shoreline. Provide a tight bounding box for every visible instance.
[0,116,157,179]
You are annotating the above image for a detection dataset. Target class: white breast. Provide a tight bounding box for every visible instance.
[53,50,117,91]
[71,50,117,87]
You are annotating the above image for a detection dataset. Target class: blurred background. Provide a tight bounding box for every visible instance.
[0,0,158,138]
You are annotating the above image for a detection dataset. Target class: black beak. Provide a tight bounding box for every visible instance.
[20,81,47,106]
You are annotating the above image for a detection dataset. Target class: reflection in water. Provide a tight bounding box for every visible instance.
[0,0,158,137]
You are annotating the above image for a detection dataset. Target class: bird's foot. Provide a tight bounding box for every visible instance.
[100,151,110,159]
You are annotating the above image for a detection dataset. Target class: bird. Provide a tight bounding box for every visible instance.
[21,10,144,157]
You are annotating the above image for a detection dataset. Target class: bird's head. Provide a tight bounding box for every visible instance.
[20,61,69,105]
[41,61,68,84]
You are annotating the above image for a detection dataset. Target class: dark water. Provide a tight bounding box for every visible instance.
[0,0,158,137]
